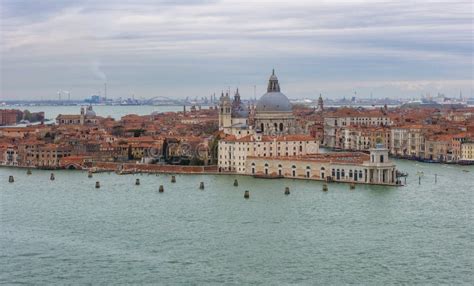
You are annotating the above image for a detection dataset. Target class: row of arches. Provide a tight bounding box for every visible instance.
[251,162,326,178]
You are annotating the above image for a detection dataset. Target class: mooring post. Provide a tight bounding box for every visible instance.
[350,183,355,190]
[435,174,437,184]
[244,190,250,199]
[199,182,205,190]
[284,187,290,195]
[50,173,55,181]
[171,175,176,183]
[234,179,238,187]
[322,183,328,192]
[135,178,140,186]
[8,176,14,183]
[95,181,100,189]
[27,169,32,175]
[159,185,164,193]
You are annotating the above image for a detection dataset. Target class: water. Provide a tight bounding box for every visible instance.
[1,105,186,121]
[1,160,472,284]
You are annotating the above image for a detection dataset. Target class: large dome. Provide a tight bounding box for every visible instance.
[256,92,292,112]
[256,69,292,112]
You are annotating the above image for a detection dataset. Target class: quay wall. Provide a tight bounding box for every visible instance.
[93,162,219,174]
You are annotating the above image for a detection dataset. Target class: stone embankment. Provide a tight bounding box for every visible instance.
[93,162,218,175]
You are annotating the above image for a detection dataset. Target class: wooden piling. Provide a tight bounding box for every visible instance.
[135,178,140,186]
[199,182,205,190]
[171,175,176,183]
[244,190,250,199]
[8,175,14,183]
[234,179,238,187]
[322,183,328,192]
[159,185,164,192]
[284,187,290,195]
[50,173,55,181]
[95,181,100,189]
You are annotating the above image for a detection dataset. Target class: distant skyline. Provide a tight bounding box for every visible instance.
[1,0,472,100]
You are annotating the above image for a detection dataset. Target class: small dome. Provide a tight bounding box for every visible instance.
[232,102,249,118]
[85,106,96,117]
[256,92,292,112]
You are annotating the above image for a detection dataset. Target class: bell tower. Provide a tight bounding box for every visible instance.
[219,92,232,130]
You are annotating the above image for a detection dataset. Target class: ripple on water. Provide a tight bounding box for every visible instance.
[0,161,473,284]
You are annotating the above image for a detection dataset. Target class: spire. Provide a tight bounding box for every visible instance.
[267,69,280,93]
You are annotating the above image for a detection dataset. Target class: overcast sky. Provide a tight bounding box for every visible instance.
[1,0,472,101]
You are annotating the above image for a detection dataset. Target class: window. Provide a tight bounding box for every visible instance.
[380,155,384,163]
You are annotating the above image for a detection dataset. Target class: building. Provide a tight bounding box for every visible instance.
[323,108,392,148]
[56,106,99,126]
[217,70,399,185]
[253,69,297,135]
[218,70,314,173]
[219,133,319,173]
[246,144,397,185]
[0,109,21,126]
[461,141,474,161]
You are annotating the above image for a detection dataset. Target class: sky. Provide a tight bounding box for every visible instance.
[0,0,472,101]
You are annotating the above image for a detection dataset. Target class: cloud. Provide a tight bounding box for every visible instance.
[0,0,472,100]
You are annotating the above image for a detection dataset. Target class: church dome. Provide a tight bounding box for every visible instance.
[85,106,96,117]
[233,102,249,118]
[256,92,292,112]
[231,88,249,118]
[256,70,292,112]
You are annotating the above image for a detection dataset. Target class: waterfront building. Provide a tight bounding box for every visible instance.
[341,126,391,151]
[0,109,21,126]
[390,125,426,159]
[246,144,397,185]
[56,106,100,126]
[218,133,318,173]
[218,70,316,174]
[461,141,474,161]
[0,144,19,166]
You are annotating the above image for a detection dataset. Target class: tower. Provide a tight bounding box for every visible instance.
[80,107,85,125]
[219,92,232,130]
[317,94,324,111]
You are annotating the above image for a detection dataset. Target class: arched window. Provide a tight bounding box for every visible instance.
[279,123,284,132]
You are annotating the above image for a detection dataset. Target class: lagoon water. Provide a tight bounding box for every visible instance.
[0,160,473,284]
[1,105,189,122]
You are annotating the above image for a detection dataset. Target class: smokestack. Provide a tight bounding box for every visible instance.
[104,83,107,101]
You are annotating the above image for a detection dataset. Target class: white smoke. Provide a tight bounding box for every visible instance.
[91,61,107,82]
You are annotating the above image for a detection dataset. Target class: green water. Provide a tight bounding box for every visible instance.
[1,160,472,284]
